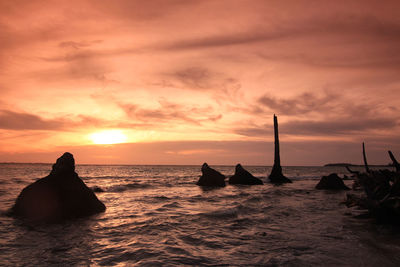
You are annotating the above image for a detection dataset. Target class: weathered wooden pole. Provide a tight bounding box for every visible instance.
[388,150,400,172]
[345,166,359,175]
[273,114,281,171]
[362,142,370,173]
[268,114,292,184]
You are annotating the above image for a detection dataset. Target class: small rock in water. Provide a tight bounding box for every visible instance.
[229,164,263,185]
[196,163,226,187]
[315,173,350,190]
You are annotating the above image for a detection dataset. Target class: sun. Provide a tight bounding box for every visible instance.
[89,130,128,145]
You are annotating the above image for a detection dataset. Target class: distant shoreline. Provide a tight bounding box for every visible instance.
[324,163,392,167]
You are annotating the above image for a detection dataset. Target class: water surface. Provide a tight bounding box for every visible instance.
[1,164,400,266]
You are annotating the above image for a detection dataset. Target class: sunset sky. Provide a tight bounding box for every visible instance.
[0,0,399,165]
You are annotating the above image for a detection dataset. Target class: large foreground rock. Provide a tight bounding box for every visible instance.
[196,163,226,187]
[11,152,106,222]
[229,164,263,185]
[315,173,350,190]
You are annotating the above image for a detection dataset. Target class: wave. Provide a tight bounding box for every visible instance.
[82,175,139,180]
[105,183,152,192]
[156,202,182,212]
[198,207,239,219]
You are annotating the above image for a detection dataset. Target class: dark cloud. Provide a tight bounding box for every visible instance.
[258,51,400,70]
[160,66,241,92]
[59,40,102,50]
[161,14,400,50]
[92,0,197,21]
[258,91,338,116]
[283,118,399,136]
[0,110,151,131]
[172,67,213,89]
[234,125,271,138]
[234,117,399,138]
[119,99,222,125]
[33,40,116,84]
[256,89,398,121]
[0,110,65,130]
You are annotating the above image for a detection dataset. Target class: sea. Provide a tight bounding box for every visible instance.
[1,164,400,266]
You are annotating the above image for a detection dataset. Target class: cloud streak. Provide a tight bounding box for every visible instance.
[119,99,222,126]
[0,110,65,131]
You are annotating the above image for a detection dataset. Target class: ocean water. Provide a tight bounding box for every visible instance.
[1,164,400,266]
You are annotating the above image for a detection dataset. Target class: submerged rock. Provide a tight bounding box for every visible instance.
[315,173,350,190]
[229,164,263,185]
[196,163,226,187]
[10,152,106,222]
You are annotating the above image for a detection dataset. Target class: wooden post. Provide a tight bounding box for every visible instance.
[388,151,400,172]
[272,114,281,173]
[268,114,291,183]
[362,142,370,173]
[345,166,359,175]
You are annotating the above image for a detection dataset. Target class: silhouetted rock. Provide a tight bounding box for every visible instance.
[315,173,350,190]
[10,152,106,222]
[229,164,263,185]
[196,163,226,187]
[268,115,292,184]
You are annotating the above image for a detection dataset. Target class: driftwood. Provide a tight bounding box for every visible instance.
[346,166,359,175]
[388,151,400,172]
[344,145,400,223]
[268,115,292,184]
[362,142,370,173]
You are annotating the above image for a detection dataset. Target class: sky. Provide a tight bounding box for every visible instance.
[0,0,399,165]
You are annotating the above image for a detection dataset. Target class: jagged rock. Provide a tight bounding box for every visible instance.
[315,173,350,190]
[10,152,106,222]
[229,164,263,185]
[196,163,226,187]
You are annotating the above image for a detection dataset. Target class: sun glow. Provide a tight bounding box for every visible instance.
[89,130,128,145]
